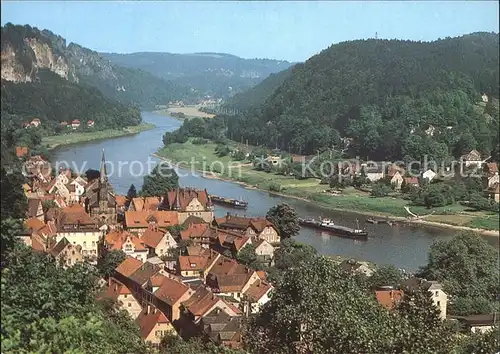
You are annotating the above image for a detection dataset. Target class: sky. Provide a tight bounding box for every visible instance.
[1,1,499,62]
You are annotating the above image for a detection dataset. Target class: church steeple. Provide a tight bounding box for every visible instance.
[100,149,108,183]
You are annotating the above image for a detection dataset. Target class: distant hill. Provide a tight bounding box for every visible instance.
[224,33,499,160]
[223,66,294,111]
[1,23,193,109]
[101,51,293,99]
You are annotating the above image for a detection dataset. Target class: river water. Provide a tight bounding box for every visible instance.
[52,112,496,270]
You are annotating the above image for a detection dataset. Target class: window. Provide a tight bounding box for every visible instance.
[437,301,440,307]
[83,241,86,248]
[128,303,131,307]
[155,330,163,338]
[72,250,75,255]
[160,249,163,254]
[124,294,128,298]
[435,291,439,297]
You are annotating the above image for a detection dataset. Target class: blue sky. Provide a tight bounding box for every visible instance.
[1,1,498,62]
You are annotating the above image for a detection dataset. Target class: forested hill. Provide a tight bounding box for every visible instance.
[101,51,293,99]
[1,23,194,109]
[223,67,294,111]
[226,32,499,161]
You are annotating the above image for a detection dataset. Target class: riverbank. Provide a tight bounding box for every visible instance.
[153,105,215,119]
[155,140,499,236]
[42,122,156,150]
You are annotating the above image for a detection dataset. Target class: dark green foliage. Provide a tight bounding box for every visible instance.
[125,184,137,208]
[368,264,406,289]
[1,70,141,131]
[222,34,499,160]
[456,326,499,354]
[0,167,27,220]
[268,238,317,283]
[159,333,246,353]
[236,244,264,270]
[418,232,499,315]
[140,163,179,197]
[410,182,455,208]
[266,203,300,239]
[97,250,127,278]
[370,183,392,197]
[468,192,499,212]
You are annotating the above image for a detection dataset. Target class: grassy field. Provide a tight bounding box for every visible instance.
[157,140,499,232]
[42,123,156,150]
[154,105,215,119]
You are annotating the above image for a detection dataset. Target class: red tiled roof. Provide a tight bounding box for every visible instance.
[243,280,272,302]
[182,286,219,317]
[141,224,168,248]
[375,290,403,310]
[403,177,419,185]
[486,163,498,174]
[180,223,212,241]
[101,278,133,300]
[131,197,162,212]
[115,257,143,277]
[163,188,209,211]
[154,277,190,305]
[115,195,127,207]
[124,210,179,228]
[256,271,267,280]
[15,146,28,158]
[135,308,171,339]
[105,230,147,252]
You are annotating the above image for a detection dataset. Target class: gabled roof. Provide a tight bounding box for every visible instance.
[15,146,29,158]
[182,285,220,317]
[180,223,214,241]
[154,276,190,306]
[115,256,143,277]
[105,230,147,252]
[129,262,161,286]
[49,237,72,257]
[401,277,442,293]
[141,224,169,248]
[124,211,179,228]
[135,308,171,339]
[486,163,498,174]
[161,188,210,211]
[115,195,128,208]
[100,278,133,301]
[403,177,419,185]
[178,252,219,272]
[131,197,162,212]
[182,215,206,227]
[461,149,482,161]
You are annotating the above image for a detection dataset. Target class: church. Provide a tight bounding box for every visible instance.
[85,150,117,224]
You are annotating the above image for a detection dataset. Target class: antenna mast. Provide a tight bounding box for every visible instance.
[375,32,378,40]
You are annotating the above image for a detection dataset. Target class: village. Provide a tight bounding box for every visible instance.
[15,149,497,350]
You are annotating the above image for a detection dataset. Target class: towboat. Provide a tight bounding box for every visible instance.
[209,194,248,209]
[298,217,368,240]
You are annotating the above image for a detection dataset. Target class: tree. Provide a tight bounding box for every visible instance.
[418,232,499,315]
[0,167,27,220]
[368,264,406,289]
[370,183,392,197]
[125,184,137,208]
[266,203,300,239]
[41,199,57,213]
[245,256,396,353]
[159,333,245,354]
[236,244,261,270]
[97,250,126,278]
[456,326,499,354]
[140,162,179,197]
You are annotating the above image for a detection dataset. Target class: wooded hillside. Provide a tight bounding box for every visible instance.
[225,33,499,161]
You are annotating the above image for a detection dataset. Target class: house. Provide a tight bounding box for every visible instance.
[141,224,177,258]
[213,214,280,244]
[422,169,437,182]
[49,237,84,268]
[178,250,220,278]
[403,177,419,188]
[71,119,81,129]
[181,223,215,248]
[24,217,57,239]
[213,230,252,257]
[159,188,214,224]
[87,120,95,128]
[100,277,142,319]
[136,306,176,348]
[85,151,117,224]
[148,274,193,322]
[487,173,499,188]
[375,288,403,310]
[390,171,404,190]
[128,197,162,212]
[253,239,275,262]
[104,230,148,262]
[424,125,436,136]
[26,198,44,221]
[339,259,374,277]
[265,155,282,167]
[482,93,489,103]
[242,279,273,314]
[15,146,29,158]
[205,256,260,302]
[401,277,447,320]
[451,314,498,334]
[30,118,41,127]
[361,163,385,182]
[201,308,243,349]
[60,121,68,127]
[460,149,483,167]
[486,183,500,203]
[485,162,498,177]
[124,210,179,235]
[51,204,102,262]
[114,256,144,283]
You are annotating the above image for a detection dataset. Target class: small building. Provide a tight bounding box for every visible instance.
[71,119,81,129]
[361,163,385,182]
[460,149,483,168]
[422,169,437,182]
[100,278,142,319]
[30,118,41,127]
[87,120,95,128]
[124,210,179,235]
[401,277,448,320]
[485,162,499,177]
[49,237,84,268]
[375,288,403,310]
[136,306,176,348]
[403,177,419,188]
[141,224,177,258]
[104,230,148,263]
[486,183,500,203]
[26,198,44,222]
[15,146,29,158]
[481,93,489,103]
[60,121,68,127]
[390,171,404,190]
[452,313,498,334]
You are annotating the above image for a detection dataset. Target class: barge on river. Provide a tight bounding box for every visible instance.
[298,217,368,240]
[209,195,248,209]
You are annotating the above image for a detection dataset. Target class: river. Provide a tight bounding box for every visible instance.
[52,112,494,271]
